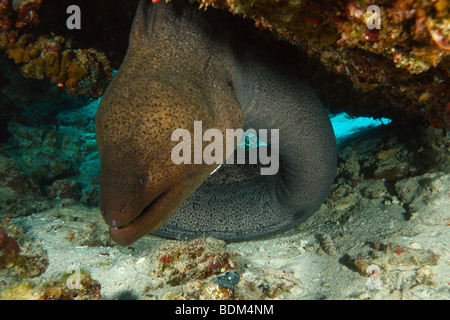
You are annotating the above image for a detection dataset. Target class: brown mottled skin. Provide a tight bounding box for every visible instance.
[96,0,243,245]
[96,0,337,245]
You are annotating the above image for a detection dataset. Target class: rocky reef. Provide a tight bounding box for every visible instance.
[0,0,113,97]
[0,94,101,218]
[0,0,449,300]
[1,0,448,127]
[2,0,447,127]
[195,0,449,128]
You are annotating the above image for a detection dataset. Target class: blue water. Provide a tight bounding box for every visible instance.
[330,112,391,144]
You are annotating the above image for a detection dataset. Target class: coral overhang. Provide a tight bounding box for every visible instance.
[194,0,449,127]
[0,0,448,127]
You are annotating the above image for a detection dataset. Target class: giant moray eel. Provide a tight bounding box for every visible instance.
[96,0,337,245]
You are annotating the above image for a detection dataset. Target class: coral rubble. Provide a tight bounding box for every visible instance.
[0,269,101,300]
[0,222,48,280]
[145,237,304,299]
[150,238,238,287]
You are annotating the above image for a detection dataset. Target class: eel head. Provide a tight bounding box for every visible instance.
[96,70,243,245]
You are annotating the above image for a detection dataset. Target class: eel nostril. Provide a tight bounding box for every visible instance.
[120,208,126,214]
[101,209,106,216]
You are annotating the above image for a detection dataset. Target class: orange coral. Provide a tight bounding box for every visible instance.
[0,0,112,97]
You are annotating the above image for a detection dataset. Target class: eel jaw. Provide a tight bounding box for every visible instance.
[105,165,215,246]
[108,186,176,246]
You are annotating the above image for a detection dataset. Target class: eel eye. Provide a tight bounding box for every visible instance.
[226,79,234,90]
[139,175,147,186]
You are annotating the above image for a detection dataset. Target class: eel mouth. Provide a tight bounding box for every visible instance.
[108,186,175,245]
[118,188,170,228]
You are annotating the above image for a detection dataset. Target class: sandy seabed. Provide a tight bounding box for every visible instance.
[0,123,449,300]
